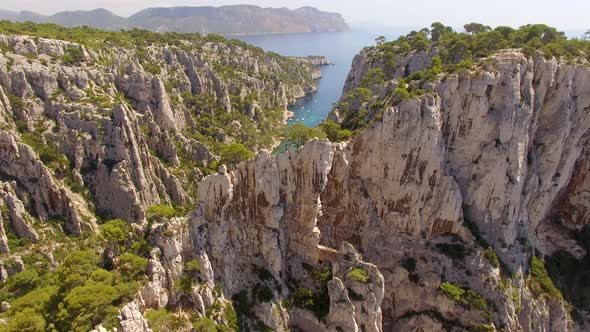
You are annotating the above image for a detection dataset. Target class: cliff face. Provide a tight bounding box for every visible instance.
[340,48,590,262]
[186,50,590,331]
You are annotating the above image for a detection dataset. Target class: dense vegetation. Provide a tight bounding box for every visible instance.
[373,22,590,76]
[347,267,370,284]
[0,220,147,331]
[0,214,239,331]
[288,265,331,320]
[527,256,563,301]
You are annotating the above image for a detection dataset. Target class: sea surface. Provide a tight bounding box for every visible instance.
[234,28,406,127]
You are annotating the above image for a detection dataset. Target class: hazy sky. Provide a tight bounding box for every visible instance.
[1,0,589,31]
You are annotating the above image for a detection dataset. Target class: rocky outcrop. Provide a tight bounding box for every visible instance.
[0,183,39,242]
[177,142,383,331]
[0,131,95,235]
[118,301,152,332]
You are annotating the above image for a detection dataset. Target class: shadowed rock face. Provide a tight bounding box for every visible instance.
[0,5,350,35]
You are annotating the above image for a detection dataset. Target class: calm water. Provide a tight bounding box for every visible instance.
[234,29,404,127]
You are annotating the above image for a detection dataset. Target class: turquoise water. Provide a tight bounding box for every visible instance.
[234,29,405,127]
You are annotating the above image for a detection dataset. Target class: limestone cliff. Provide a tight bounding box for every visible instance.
[183,49,590,331]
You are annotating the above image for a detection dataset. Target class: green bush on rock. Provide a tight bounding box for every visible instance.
[347,267,370,284]
[146,205,178,220]
[282,123,327,149]
[439,281,465,301]
[528,256,562,300]
[483,247,500,268]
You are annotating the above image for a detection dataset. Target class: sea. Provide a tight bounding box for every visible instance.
[233,27,407,127]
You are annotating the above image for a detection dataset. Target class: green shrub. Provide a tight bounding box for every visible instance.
[483,247,500,268]
[100,219,131,251]
[321,120,353,142]
[311,266,332,284]
[193,317,218,332]
[90,268,115,285]
[174,275,194,293]
[184,259,201,273]
[528,256,562,300]
[436,243,467,261]
[56,283,120,331]
[283,123,327,149]
[6,269,40,296]
[347,88,372,103]
[20,133,70,175]
[255,284,274,303]
[118,253,147,281]
[146,205,178,220]
[7,308,46,332]
[224,303,239,331]
[347,268,369,284]
[143,61,161,75]
[360,68,386,87]
[463,290,489,312]
[439,282,490,318]
[61,46,84,65]
[145,309,188,332]
[257,268,273,281]
[7,93,25,111]
[439,281,465,301]
[9,285,59,313]
[292,286,330,320]
[470,322,495,332]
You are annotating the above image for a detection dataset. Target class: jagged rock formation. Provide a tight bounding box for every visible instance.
[0,5,350,35]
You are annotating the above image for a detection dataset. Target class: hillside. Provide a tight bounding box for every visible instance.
[0,5,350,35]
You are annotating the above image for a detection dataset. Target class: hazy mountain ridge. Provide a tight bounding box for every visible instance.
[0,5,349,35]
